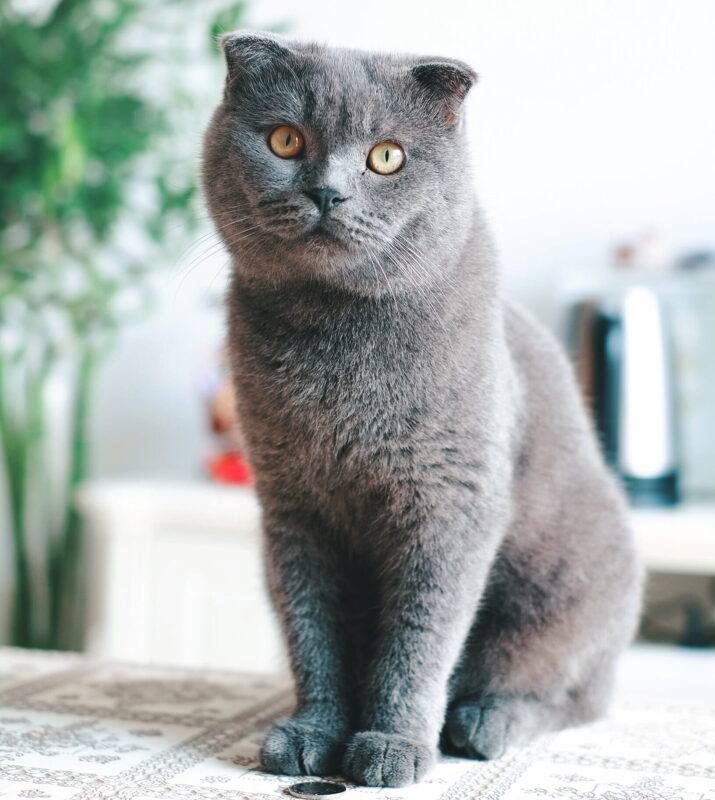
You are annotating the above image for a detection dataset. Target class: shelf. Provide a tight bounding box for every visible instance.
[77,479,261,532]
[631,504,715,575]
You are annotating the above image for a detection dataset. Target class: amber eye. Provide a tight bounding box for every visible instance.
[367,141,405,175]
[269,125,304,158]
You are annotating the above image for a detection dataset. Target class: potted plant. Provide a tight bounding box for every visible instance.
[0,0,254,650]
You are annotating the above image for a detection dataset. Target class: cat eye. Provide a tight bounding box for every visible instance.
[269,125,305,158]
[367,141,405,175]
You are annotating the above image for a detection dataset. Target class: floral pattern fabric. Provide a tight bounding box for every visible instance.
[0,648,713,800]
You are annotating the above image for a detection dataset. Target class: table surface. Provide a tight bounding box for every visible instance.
[0,645,713,800]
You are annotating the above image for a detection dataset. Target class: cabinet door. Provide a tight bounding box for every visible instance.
[151,524,285,673]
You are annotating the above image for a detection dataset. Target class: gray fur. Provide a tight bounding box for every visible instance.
[201,33,643,788]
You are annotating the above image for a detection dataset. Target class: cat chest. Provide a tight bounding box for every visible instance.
[236,336,430,487]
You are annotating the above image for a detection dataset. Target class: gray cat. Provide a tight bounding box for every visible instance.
[202,32,643,788]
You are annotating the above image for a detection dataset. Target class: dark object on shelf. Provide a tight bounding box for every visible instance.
[676,250,715,272]
[568,287,680,507]
[640,594,715,648]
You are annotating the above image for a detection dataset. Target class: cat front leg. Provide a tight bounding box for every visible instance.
[260,511,353,777]
[343,498,506,787]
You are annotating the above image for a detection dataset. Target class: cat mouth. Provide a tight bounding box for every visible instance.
[301,218,352,249]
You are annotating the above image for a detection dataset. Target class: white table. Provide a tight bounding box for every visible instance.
[0,644,713,800]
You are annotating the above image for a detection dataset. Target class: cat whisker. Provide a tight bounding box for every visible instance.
[364,246,400,315]
[171,238,235,300]
[206,258,232,296]
[176,225,266,290]
[382,238,447,331]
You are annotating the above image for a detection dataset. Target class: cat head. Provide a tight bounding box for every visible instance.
[202,33,477,293]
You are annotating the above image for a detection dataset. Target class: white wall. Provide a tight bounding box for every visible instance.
[92,0,715,479]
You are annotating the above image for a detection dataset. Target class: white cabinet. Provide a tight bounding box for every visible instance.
[79,481,286,674]
[79,480,715,671]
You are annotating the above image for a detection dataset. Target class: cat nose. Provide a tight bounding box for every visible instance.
[304,187,346,215]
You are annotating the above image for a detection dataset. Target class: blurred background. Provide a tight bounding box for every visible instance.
[1,0,714,667]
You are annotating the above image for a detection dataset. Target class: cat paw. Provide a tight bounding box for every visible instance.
[260,716,346,776]
[442,695,521,760]
[343,731,434,787]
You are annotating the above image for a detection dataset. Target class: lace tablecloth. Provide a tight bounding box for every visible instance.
[1,647,714,800]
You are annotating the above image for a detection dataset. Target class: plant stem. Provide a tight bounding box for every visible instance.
[25,344,53,648]
[51,342,95,651]
[0,354,33,646]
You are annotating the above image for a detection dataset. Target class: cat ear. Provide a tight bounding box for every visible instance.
[410,59,477,125]
[220,31,295,82]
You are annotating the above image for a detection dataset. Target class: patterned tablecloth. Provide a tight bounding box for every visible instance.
[0,647,714,800]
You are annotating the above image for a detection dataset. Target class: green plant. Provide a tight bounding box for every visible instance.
[0,0,251,649]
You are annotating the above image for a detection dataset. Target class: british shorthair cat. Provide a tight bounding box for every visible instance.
[202,33,642,787]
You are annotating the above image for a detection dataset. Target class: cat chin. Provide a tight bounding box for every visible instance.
[290,229,358,268]
[260,251,389,297]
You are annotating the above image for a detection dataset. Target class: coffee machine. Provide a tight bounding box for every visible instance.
[568,284,681,506]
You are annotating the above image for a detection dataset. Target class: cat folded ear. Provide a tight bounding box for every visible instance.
[410,59,477,125]
[220,31,295,82]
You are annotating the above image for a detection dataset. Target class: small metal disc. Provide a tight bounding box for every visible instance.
[285,781,347,799]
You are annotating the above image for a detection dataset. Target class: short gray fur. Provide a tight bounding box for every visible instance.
[202,33,643,788]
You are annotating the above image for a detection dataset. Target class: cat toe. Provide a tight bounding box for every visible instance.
[343,731,434,787]
[443,696,516,760]
[261,717,346,776]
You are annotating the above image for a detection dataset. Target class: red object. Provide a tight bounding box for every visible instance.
[207,452,254,485]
